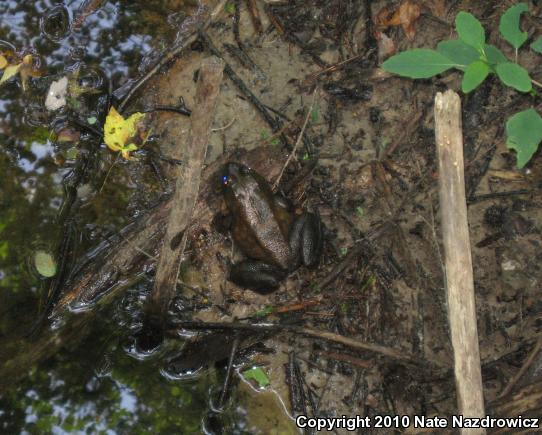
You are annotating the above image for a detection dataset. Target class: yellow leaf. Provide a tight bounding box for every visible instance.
[0,55,7,69]
[0,63,21,85]
[103,107,145,159]
[121,143,138,160]
[22,54,33,65]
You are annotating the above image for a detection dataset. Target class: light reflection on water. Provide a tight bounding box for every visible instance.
[0,1,216,433]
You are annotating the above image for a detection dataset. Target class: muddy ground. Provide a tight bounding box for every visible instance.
[123,0,542,433]
[3,0,542,433]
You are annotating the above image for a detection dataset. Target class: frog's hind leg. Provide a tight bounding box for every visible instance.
[229,261,287,294]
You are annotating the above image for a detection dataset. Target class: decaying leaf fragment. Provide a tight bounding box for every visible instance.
[375,0,421,40]
[103,107,146,159]
[0,54,41,90]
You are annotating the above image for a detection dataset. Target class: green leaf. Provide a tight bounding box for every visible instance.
[437,40,479,69]
[495,62,532,92]
[311,107,319,123]
[243,367,270,388]
[531,37,542,54]
[455,12,485,51]
[87,116,97,125]
[382,49,455,78]
[224,2,235,14]
[506,109,542,168]
[499,3,529,49]
[462,61,489,93]
[484,44,508,66]
[254,306,274,317]
[34,250,57,277]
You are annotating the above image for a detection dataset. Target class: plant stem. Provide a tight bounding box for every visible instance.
[532,78,542,89]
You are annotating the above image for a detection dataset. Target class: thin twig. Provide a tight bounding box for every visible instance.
[118,0,227,112]
[99,152,121,194]
[211,117,237,131]
[496,336,542,400]
[273,89,318,189]
[171,320,430,366]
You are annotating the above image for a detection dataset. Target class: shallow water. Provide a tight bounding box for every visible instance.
[0,1,223,432]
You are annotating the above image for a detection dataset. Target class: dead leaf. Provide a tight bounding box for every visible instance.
[0,54,41,90]
[103,106,146,159]
[375,31,397,62]
[375,0,421,40]
[19,54,42,90]
[424,0,446,19]
[56,127,81,143]
[399,0,421,40]
[375,6,401,27]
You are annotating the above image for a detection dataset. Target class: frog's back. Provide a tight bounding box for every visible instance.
[231,183,292,270]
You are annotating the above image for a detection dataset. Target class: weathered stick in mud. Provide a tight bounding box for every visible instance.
[147,56,224,330]
[435,90,485,434]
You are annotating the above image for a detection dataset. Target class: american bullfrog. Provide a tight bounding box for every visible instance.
[221,162,323,294]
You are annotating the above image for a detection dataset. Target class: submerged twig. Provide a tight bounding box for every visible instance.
[217,333,240,408]
[199,30,281,133]
[118,0,227,112]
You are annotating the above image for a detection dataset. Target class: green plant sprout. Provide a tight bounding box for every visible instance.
[382,3,542,168]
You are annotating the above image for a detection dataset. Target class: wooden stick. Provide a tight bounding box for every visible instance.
[496,336,542,400]
[435,90,485,434]
[146,56,224,330]
[490,380,542,431]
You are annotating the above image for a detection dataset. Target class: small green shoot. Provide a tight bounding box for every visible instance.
[311,107,319,123]
[310,282,321,293]
[224,2,235,14]
[355,206,364,218]
[382,3,541,168]
[254,306,274,318]
[242,367,270,388]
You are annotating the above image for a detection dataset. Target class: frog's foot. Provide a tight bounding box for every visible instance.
[289,211,323,268]
[229,261,287,294]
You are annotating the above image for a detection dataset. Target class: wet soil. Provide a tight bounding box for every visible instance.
[1,0,542,433]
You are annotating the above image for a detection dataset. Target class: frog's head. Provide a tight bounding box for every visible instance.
[221,162,270,210]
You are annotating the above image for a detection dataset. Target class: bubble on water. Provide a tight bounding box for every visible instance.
[40,5,71,43]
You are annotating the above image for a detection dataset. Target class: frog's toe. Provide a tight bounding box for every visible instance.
[229,261,286,294]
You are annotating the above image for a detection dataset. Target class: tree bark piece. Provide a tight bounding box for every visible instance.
[434,90,485,434]
[147,56,224,329]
